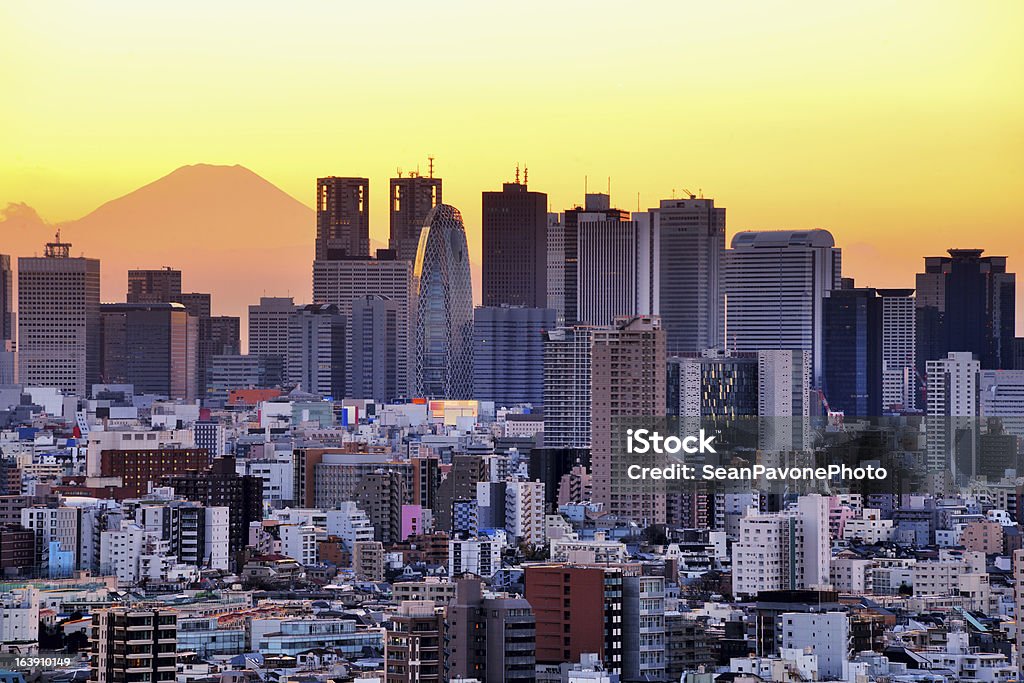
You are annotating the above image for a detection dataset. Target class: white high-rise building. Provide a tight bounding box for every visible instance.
[779,612,850,680]
[724,229,841,386]
[546,212,566,325]
[314,257,414,397]
[326,502,375,551]
[758,350,812,452]
[879,289,917,411]
[926,351,979,474]
[979,370,1024,441]
[448,535,502,578]
[650,197,726,354]
[505,480,546,546]
[21,506,80,576]
[576,212,658,326]
[279,524,318,566]
[542,326,594,449]
[732,494,830,597]
[18,235,100,396]
[248,297,295,359]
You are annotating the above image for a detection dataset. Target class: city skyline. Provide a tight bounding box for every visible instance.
[2,1,1022,326]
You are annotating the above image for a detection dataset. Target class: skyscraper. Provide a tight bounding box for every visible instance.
[758,349,812,452]
[445,578,536,682]
[822,287,883,417]
[248,296,295,360]
[561,194,630,326]
[542,326,594,449]
[576,209,658,326]
[879,288,917,411]
[0,254,14,343]
[414,204,474,399]
[926,351,979,475]
[18,233,100,395]
[316,176,370,260]
[390,172,442,261]
[0,255,12,384]
[724,229,842,386]
[473,306,555,408]
[481,178,548,308]
[313,254,414,397]
[591,315,667,525]
[651,196,726,354]
[916,249,1016,371]
[99,302,199,400]
[349,294,402,402]
[287,304,346,398]
[127,267,182,304]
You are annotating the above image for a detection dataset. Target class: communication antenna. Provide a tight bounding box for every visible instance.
[585,175,588,195]
[607,177,611,197]
[637,192,640,212]
[428,156,435,178]
[723,293,728,356]
[397,167,403,178]
[515,163,520,184]
[524,166,528,185]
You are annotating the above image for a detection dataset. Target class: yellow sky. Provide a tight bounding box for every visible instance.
[2,1,1023,306]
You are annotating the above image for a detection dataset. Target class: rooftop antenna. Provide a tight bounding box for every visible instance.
[671,188,676,199]
[397,167,403,178]
[723,293,728,356]
[637,192,640,212]
[607,177,611,198]
[523,166,528,185]
[585,175,588,196]
[515,163,520,184]
[428,156,435,179]
[45,227,71,258]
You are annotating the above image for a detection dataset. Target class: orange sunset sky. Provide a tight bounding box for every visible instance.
[2,2,1023,333]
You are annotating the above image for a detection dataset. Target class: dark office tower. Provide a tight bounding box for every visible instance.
[1015,338,1024,370]
[287,304,346,399]
[316,176,370,260]
[433,455,486,533]
[390,172,442,261]
[0,255,12,384]
[822,288,883,417]
[197,316,241,393]
[653,197,726,353]
[481,178,548,307]
[178,292,211,319]
[349,295,400,401]
[354,470,405,544]
[100,303,198,400]
[162,457,264,560]
[127,267,182,304]
[248,296,295,360]
[414,205,474,399]
[473,306,555,407]
[445,578,536,682]
[916,249,1016,371]
[561,194,630,326]
[91,608,177,683]
[0,255,12,342]
[100,448,211,498]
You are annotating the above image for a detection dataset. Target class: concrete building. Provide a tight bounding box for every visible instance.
[576,211,658,326]
[622,575,666,681]
[822,287,883,417]
[448,535,501,578]
[127,267,181,304]
[926,351,980,475]
[445,578,536,682]
[473,306,554,408]
[18,233,101,395]
[724,229,842,385]
[99,302,198,400]
[248,296,295,361]
[313,256,414,398]
[286,303,346,399]
[385,600,444,683]
[779,612,850,680]
[316,176,369,260]
[350,294,403,402]
[542,326,594,449]
[91,608,177,683]
[650,196,726,354]
[591,315,667,525]
[879,288,917,411]
[758,349,812,452]
[481,178,548,308]
[732,495,830,597]
[559,194,631,326]
[389,173,442,262]
[504,480,545,546]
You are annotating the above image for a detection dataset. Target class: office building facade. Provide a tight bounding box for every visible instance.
[473,306,554,408]
[481,180,548,308]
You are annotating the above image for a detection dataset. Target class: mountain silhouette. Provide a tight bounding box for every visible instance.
[3,164,316,332]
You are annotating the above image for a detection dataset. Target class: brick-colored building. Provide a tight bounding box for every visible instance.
[962,520,1004,554]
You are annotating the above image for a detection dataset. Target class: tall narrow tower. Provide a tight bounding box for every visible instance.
[316,177,370,260]
[390,170,442,262]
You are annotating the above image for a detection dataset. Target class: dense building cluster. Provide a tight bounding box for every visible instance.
[1,167,1023,683]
